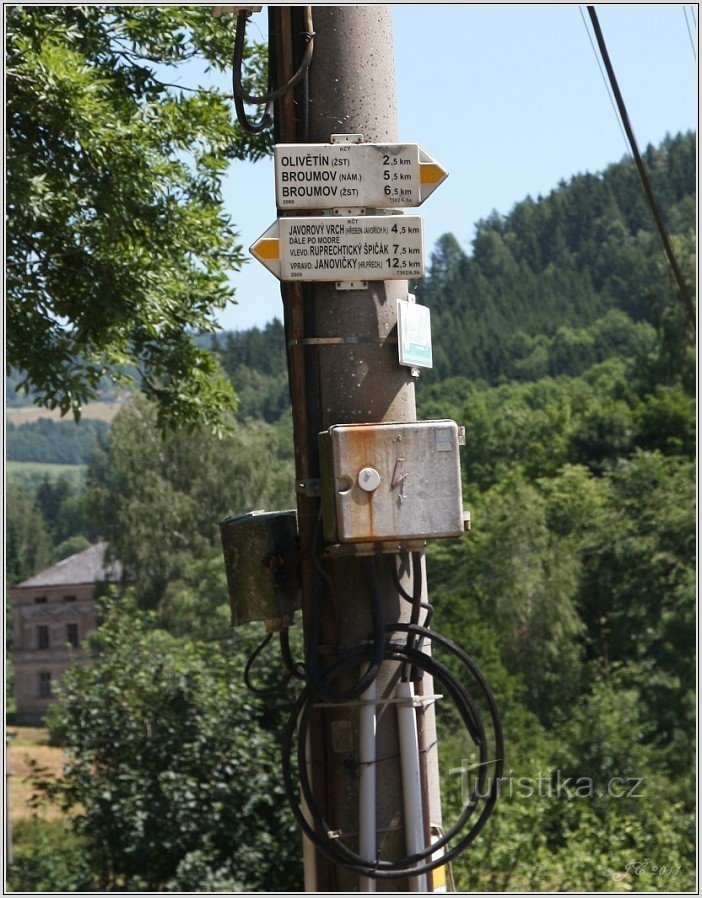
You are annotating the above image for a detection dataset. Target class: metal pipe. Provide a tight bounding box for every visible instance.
[358,665,377,891]
[397,681,428,892]
[301,730,318,892]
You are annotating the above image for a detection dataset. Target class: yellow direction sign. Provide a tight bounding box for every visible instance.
[274,143,448,210]
[251,215,425,282]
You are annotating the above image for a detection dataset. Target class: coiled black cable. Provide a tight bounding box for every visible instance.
[281,621,504,880]
[232,8,314,106]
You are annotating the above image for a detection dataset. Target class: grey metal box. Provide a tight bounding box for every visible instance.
[320,420,466,544]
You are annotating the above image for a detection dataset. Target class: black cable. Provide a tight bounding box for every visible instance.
[280,626,306,680]
[306,546,385,703]
[281,622,504,880]
[402,551,424,681]
[243,633,281,695]
[233,8,314,106]
[233,93,272,134]
[587,6,696,333]
[388,553,434,629]
[230,9,273,134]
[243,629,304,694]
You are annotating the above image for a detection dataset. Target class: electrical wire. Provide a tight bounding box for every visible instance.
[388,553,434,629]
[306,533,386,703]
[281,621,504,880]
[683,6,697,62]
[233,8,314,106]
[586,6,696,333]
[243,629,305,694]
[578,6,630,158]
[232,10,273,134]
[280,626,306,680]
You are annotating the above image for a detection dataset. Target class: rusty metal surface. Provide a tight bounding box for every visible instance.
[323,421,465,543]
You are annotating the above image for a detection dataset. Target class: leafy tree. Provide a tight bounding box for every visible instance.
[6,6,270,430]
[468,478,583,722]
[38,594,303,891]
[86,396,295,606]
[52,534,92,564]
[6,482,53,587]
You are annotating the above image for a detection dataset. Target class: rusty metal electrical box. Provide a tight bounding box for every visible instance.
[219,509,300,628]
[319,420,468,545]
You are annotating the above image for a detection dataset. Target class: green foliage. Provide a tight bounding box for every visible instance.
[7,819,94,892]
[413,132,694,387]
[6,482,53,587]
[37,594,303,891]
[7,460,87,494]
[6,5,271,430]
[6,418,109,464]
[86,396,295,606]
[210,320,292,423]
[52,534,92,564]
[13,131,695,892]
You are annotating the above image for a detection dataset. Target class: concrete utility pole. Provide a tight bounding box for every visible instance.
[271,6,442,891]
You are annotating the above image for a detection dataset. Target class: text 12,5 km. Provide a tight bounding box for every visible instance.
[250,216,425,282]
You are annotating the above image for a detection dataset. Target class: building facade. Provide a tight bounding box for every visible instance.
[10,542,122,724]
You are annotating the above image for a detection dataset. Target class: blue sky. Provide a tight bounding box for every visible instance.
[217,4,697,332]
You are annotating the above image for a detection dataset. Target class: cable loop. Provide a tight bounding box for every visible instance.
[233,7,314,106]
[281,623,504,880]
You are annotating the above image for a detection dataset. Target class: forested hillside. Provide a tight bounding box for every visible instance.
[415,131,694,385]
[8,132,695,892]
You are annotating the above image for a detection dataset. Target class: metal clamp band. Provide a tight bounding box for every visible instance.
[288,336,398,347]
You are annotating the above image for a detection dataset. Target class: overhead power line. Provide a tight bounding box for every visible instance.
[682,6,697,62]
[586,5,696,333]
[578,6,630,157]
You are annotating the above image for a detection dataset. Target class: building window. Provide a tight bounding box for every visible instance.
[34,596,47,604]
[36,625,49,650]
[63,595,77,603]
[38,672,52,698]
[66,623,79,648]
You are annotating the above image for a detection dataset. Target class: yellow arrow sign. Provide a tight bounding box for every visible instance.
[250,215,425,282]
[252,237,279,261]
[273,141,448,210]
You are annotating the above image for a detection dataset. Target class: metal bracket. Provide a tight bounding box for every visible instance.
[296,478,321,497]
[335,281,369,291]
[288,336,397,347]
[315,693,443,710]
[330,133,364,144]
[323,539,428,558]
[332,207,367,216]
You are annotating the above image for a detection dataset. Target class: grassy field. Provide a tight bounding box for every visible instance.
[7,461,87,493]
[7,726,67,822]
[6,400,124,426]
